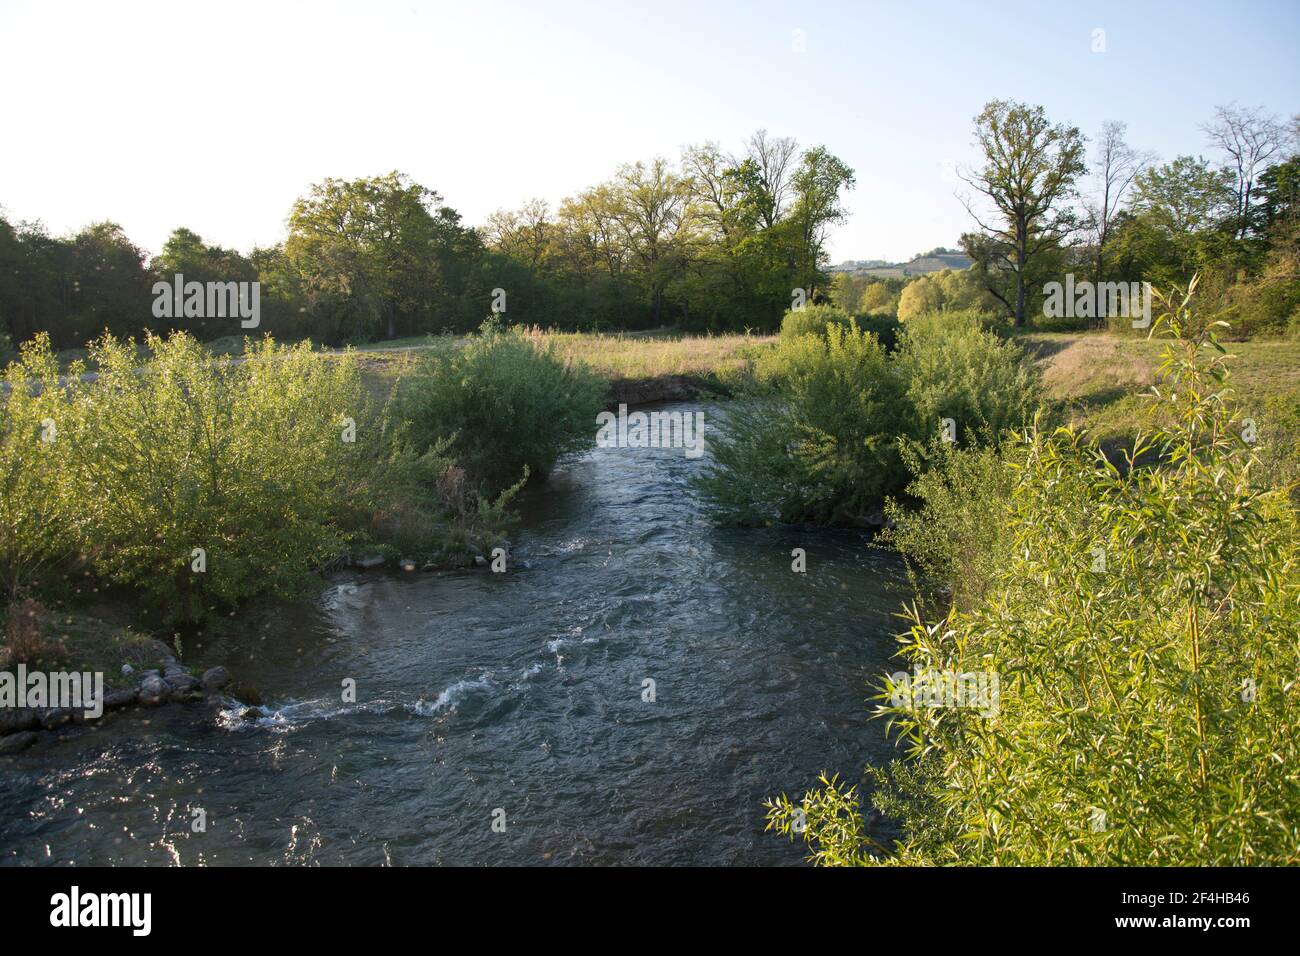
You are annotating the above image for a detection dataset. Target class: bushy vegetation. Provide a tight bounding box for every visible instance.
[893,312,1039,443]
[767,288,1300,865]
[896,268,1001,322]
[853,313,901,352]
[778,303,853,341]
[697,313,1038,525]
[882,440,1016,612]
[697,324,909,524]
[0,328,551,625]
[399,320,607,495]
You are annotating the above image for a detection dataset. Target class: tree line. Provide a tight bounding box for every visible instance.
[0,131,855,352]
[4,103,1296,354]
[823,101,1298,335]
[952,100,1299,331]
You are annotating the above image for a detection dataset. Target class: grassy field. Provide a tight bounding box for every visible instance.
[1021,332,1300,443]
[523,329,771,381]
[350,330,772,404]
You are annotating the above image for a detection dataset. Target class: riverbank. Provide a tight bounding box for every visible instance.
[6,327,1296,760]
[0,607,231,751]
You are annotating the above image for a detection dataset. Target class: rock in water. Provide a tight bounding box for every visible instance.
[200,667,231,692]
[164,673,201,695]
[103,688,138,709]
[139,676,168,706]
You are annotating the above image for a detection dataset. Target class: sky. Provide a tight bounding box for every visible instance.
[1,0,1297,263]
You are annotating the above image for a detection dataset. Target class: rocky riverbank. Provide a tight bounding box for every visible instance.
[0,633,232,754]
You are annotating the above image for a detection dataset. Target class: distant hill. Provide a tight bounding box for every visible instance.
[830,248,972,279]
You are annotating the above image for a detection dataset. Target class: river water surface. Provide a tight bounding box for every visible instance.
[0,402,908,866]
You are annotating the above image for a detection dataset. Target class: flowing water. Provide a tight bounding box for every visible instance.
[0,402,909,866]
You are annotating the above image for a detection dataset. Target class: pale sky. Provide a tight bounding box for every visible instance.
[1,0,1297,263]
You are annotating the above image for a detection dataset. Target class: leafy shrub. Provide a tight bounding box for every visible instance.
[0,334,74,600]
[697,324,912,524]
[699,313,1039,526]
[768,286,1300,865]
[2,328,536,624]
[893,311,1039,445]
[882,439,1018,612]
[779,304,853,341]
[898,307,1002,337]
[896,269,1001,322]
[47,333,378,623]
[400,320,606,495]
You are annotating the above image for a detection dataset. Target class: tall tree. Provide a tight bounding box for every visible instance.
[1085,121,1150,284]
[1202,103,1289,240]
[959,100,1086,326]
[743,130,799,230]
[611,159,691,325]
[788,146,856,298]
[286,172,443,340]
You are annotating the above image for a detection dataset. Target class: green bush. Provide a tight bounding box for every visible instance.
[697,324,912,524]
[0,334,73,599]
[49,333,381,623]
[893,311,1039,446]
[400,320,606,495]
[779,303,853,341]
[2,329,535,623]
[882,439,1017,612]
[699,313,1039,527]
[899,307,1002,337]
[768,288,1300,865]
[1,330,501,623]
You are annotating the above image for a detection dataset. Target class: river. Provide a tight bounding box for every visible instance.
[0,402,908,866]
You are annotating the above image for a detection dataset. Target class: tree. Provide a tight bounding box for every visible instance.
[610,158,692,325]
[483,199,553,269]
[1254,154,1300,232]
[152,227,258,339]
[1130,156,1236,234]
[286,172,444,341]
[788,146,856,299]
[897,268,999,321]
[1084,121,1150,284]
[743,130,799,230]
[1202,104,1289,239]
[1106,156,1239,286]
[958,100,1086,327]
